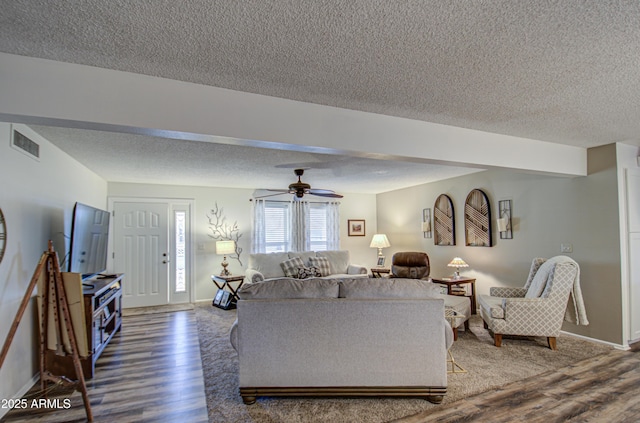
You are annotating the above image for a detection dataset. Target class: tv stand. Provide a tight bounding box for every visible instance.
[45,274,123,379]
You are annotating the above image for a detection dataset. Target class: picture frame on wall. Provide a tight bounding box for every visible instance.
[348,219,366,236]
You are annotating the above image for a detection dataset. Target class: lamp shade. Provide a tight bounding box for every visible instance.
[216,240,236,255]
[369,234,391,249]
[447,257,468,268]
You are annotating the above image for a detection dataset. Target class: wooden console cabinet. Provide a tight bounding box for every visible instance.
[45,274,123,379]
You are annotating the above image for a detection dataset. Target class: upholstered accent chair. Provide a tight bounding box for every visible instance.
[478,256,579,350]
[390,252,430,279]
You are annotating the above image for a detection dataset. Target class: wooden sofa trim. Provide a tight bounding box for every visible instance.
[240,386,446,405]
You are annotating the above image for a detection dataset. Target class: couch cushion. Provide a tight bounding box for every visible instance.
[308,256,331,276]
[296,266,322,279]
[248,252,290,279]
[478,294,505,319]
[238,278,340,299]
[281,257,305,278]
[316,250,350,275]
[339,278,441,299]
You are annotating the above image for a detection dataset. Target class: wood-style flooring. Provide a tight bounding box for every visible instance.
[2,308,639,423]
[398,341,640,423]
[0,310,208,423]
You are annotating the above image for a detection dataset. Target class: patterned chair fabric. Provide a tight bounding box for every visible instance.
[478,257,579,350]
[390,252,430,279]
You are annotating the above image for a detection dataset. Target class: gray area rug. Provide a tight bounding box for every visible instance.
[195,302,612,423]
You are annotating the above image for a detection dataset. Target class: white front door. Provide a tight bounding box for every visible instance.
[113,202,170,308]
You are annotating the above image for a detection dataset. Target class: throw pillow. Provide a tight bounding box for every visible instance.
[297,266,323,279]
[308,256,331,276]
[280,257,305,278]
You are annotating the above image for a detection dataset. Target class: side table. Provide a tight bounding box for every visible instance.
[371,268,391,278]
[211,274,245,307]
[431,276,477,315]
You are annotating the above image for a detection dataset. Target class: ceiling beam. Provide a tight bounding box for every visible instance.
[0,53,586,176]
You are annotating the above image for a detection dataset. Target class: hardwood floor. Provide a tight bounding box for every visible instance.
[1,310,208,423]
[2,308,639,423]
[398,342,640,423]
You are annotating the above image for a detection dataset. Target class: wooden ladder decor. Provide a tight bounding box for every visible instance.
[0,241,93,421]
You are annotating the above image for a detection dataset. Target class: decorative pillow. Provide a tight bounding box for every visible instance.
[280,257,305,278]
[297,266,322,279]
[238,278,340,299]
[308,256,331,276]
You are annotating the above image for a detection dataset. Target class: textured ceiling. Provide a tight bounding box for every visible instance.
[2,1,640,191]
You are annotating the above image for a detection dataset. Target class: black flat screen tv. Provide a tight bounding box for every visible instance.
[68,202,110,280]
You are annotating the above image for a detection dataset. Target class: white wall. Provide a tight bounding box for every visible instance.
[107,183,377,302]
[376,144,624,345]
[0,123,107,417]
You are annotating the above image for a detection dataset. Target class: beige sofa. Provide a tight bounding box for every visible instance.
[230,277,455,405]
[244,250,368,284]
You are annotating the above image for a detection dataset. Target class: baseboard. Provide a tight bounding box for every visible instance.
[0,373,39,419]
[560,330,629,351]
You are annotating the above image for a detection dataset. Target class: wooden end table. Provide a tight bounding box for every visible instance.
[211,274,245,303]
[431,276,477,315]
[371,268,391,278]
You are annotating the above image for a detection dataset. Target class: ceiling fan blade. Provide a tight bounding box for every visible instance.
[266,189,291,192]
[308,188,336,195]
[309,192,343,198]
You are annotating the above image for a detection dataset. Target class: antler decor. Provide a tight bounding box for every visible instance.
[207,202,243,266]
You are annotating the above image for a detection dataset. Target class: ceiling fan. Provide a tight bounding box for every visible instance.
[260,168,343,199]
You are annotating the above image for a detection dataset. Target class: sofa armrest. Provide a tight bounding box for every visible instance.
[502,297,550,321]
[347,264,367,275]
[245,269,265,284]
[489,287,527,298]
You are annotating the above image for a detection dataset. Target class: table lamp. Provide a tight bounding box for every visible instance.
[369,234,391,266]
[216,240,236,276]
[448,257,468,279]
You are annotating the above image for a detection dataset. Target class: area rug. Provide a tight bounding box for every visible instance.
[195,303,612,423]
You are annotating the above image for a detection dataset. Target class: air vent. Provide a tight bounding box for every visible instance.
[11,129,40,160]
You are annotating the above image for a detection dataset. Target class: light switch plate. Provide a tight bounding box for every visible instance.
[560,243,573,253]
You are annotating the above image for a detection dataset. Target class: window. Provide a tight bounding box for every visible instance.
[309,203,329,251]
[264,202,291,253]
[174,211,186,292]
[253,200,339,253]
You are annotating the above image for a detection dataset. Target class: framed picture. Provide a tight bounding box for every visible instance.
[377,256,386,267]
[348,219,366,236]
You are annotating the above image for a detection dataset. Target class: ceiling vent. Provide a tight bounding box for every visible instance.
[11,128,40,160]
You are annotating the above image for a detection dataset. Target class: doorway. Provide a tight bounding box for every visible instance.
[110,199,193,308]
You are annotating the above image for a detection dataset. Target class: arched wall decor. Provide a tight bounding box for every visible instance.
[464,189,492,247]
[434,194,455,246]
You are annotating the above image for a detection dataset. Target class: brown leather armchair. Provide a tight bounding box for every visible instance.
[391,252,430,279]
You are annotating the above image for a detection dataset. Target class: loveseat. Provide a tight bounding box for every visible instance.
[244,250,368,284]
[230,277,455,405]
